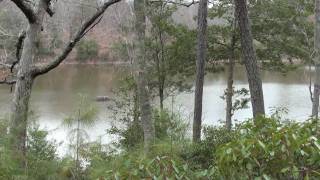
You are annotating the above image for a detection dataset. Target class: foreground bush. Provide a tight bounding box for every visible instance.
[108,108,189,150]
[216,117,320,179]
[181,126,236,169]
[91,116,320,179]
[0,120,73,180]
[2,113,320,179]
[87,142,217,179]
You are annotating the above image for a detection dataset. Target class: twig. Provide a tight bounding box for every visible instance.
[149,0,198,7]
[0,78,16,85]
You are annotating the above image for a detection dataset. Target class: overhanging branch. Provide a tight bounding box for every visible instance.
[33,0,121,76]
[149,0,198,7]
[10,0,37,23]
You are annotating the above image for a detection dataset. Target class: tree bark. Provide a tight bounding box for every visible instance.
[235,0,265,118]
[134,0,155,151]
[10,7,45,165]
[8,0,120,167]
[158,24,165,111]
[312,0,320,119]
[226,38,236,131]
[226,6,237,131]
[193,0,207,142]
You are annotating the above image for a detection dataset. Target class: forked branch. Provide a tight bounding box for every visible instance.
[42,0,55,17]
[34,0,121,76]
[11,30,26,73]
[10,0,37,23]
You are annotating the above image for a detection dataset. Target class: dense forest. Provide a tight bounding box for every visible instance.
[1,0,320,179]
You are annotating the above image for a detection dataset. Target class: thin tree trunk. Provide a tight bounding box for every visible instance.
[75,110,81,179]
[312,0,320,119]
[235,0,265,118]
[159,85,164,111]
[134,0,155,151]
[193,0,208,142]
[226,41,236,131]
[158,22,165,111]
[226,6,237,131]
[155,42,165,111]
[133,85,140,122]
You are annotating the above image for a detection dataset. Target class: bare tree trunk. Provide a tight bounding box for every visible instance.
[312,0,320,119]
[226,40,236,131]
[235,0,265,118]
[226,6,237,131]
[159,84,164,110]
[156,54,165,110]
[134,0,155,151]
[193,0,207,142]
[10,18,42,166]
[10,76,33,161]
[155,42,165,111]
[8,0,120,167]
[158,25,165,111]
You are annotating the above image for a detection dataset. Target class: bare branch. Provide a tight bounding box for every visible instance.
[149,0,198,7]
[80,14,104,39]
[33,0,121,76]
[0,69,16,91]
[0,77,16,85]
[11,30,26,73]
[0,62,12,68]
[10,0,37,23]
[42,0,55,17]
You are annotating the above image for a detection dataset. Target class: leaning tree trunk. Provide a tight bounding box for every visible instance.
[312,0,320,119]
[235,0,265,118]
[134,0,155,151]
[193,0,208,142]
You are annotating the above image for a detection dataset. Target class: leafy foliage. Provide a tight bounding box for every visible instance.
[0,118,70,179]
[87,141,218,179]
[108,106,189,150]
[216,117,320,179]
[250,0,314,70]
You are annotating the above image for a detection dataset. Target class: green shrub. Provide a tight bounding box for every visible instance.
[216,117,320,179]
[87,141,218,179]
[153,108,189,142]
[0,118,71,180]
[180,126,236,169]
[76,39,99,61]
[108,108,189,150]
[26,125,60,180]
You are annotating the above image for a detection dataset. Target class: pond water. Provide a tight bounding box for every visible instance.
[0,64,314,155]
